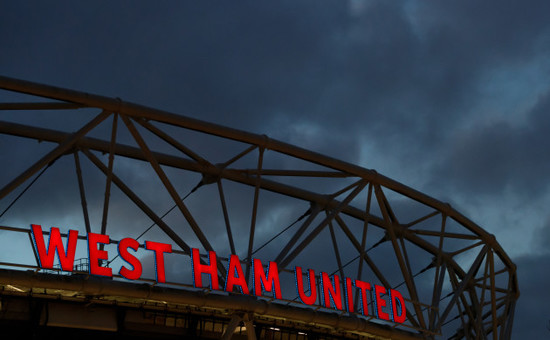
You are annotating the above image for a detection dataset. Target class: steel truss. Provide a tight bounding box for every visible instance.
[0,76,518,339]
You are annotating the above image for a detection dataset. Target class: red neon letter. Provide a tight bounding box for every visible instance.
[345,277,355,313]
[321,272,343,310]
[294,267,317,305]
[118,238,142,280]
[390,289,406,323]
[374,285,390,321]
[224,254,249,294]
[355,279,372,316]
[88,232,112,277]
[253,259,282,299]
[31,224,78,271]
[191,248,219,290]
[145,241,172,283]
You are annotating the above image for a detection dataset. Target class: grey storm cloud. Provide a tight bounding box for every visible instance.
[431,91,550,199]
[510,253,550,338]
[1,0,550,337]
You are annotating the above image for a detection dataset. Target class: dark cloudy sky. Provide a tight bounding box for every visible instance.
[1,1,550,338]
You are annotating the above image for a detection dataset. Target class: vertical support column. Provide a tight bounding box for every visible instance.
[244,314,257,340]
[478,250,491,337]
[429,214,446,332]
[489,249,498,340]
[355,183,372,308]
[221,314,242,340]
[218,180,236,255]
[327,213,345,289]
[73,152,91,234]
[245,148,264,282]
[374,184,426,329]
[100,113,118,236]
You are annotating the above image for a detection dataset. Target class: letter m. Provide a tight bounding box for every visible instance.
[31,224,78,271]
[253,259,282,299]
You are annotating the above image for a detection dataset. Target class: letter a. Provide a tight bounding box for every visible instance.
[225,254,249,294]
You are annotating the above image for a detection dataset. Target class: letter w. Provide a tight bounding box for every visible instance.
[31,224,78,271]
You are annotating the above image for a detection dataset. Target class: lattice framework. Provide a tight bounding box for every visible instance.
[0,76,518,339]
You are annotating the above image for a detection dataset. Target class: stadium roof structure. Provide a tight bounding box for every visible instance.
[0,76,518,339]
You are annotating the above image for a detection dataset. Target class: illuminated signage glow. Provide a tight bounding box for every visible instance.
[30,224,406,323]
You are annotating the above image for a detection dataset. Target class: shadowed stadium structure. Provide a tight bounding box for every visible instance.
[0,76,518,339]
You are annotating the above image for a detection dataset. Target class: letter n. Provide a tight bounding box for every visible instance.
[321,272,343,310]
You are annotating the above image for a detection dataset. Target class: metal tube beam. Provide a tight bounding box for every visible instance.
[428,215,447,332]
[278,181,367,269]
[0,102,84,110]
[375,185,426,329]
[73,152,91,234]
[436,245,489,330]
[245,148,264,281]
[333,214,423,329]
[327,216,345,285]
[0,111,109,200]
[121,117,214,252]
[355,183,372,308]
[273,203,321,265]
[217,180,236,255]
[100,113,118,236]
[135,117,209,165]
[82,149,192,255]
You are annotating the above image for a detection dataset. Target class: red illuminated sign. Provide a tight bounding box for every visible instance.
[30,224,406,323]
